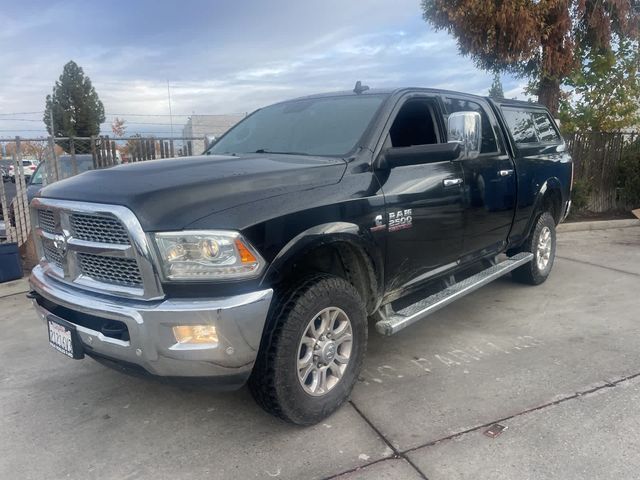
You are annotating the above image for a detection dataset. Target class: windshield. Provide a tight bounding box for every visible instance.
[29,155,94,185]
[30,164,44,184]
[207,95,386,157]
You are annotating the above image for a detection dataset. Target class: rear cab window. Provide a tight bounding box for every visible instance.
[501,107,562,146]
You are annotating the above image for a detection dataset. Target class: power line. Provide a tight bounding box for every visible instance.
[0,111,44,116]
[0,119,43,123]
[0,111,244,117]
[0,129,48,132]
[0,118,239,127]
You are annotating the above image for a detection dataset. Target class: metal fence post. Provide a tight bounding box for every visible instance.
[13,137,31,245]
[104,135,113,166]
[0,153,13,242]
[110,138,117,165]
[49,135,60,182]
[90,136,99,169]
[69,137,78,176]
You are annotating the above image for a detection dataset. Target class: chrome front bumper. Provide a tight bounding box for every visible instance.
[30,265,273,384]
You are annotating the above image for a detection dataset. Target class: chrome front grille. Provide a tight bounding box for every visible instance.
[70,213,130,244]
[31,198,163,299]
[38,210,57,234]
[42,238,63,268]
[77,253,143,287]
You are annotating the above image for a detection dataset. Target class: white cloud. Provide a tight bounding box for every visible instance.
[0,0,526,137]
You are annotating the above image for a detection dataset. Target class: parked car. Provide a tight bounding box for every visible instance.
[27,154,95,202]
[0,199,5,241]
[9,159,39,182]
[0,160,13,182]
[28,86,572,425]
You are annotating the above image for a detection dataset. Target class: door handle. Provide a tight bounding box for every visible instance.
[498,169,514,177]
[443,178,463,187]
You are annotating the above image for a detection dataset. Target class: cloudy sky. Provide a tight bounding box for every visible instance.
[0,0,526,137]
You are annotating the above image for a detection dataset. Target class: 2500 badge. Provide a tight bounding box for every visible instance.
[388,209,412,232]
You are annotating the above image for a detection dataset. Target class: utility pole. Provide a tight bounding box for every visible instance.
[167,80,174,137]
[48,108,59,182]
[49,109,55,137]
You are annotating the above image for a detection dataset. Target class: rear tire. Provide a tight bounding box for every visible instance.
[249,274,367,425]
[511,211,556,285]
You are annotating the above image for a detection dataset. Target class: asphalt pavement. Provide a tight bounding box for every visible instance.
[1,224,639,479]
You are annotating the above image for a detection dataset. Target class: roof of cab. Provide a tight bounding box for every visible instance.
[283,86,546,109]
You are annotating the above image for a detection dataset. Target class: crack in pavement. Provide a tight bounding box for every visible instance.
[321,401,429,480]
[0,289,30,300]
[324,372,640,479]
[401,370,640,453]
[557,256,640,277]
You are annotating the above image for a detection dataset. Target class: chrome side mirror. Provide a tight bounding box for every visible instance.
[447,111,481,160]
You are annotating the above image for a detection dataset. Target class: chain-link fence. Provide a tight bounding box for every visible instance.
[0,135,211,247]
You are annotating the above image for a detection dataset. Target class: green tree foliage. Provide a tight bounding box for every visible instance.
[44,61,105,152]
[488,72,504,100]
[421,0,638,115]
[559,38,640,132]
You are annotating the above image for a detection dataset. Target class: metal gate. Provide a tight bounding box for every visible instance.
[0,135,208,247]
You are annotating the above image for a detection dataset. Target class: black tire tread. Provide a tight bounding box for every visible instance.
[249,274,366,424]
[511,211,556,285]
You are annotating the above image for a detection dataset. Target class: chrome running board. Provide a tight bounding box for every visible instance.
[375,252,534,336]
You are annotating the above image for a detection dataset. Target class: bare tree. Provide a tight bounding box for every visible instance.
[111,117,127,137]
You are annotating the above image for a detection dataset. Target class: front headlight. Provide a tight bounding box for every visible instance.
[153,230,265,280]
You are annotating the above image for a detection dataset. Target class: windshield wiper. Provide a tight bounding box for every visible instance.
[206,151,238,156]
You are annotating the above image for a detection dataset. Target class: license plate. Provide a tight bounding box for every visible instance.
[47,317,83,359]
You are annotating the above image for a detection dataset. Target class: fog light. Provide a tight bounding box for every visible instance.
[172,325,218,344]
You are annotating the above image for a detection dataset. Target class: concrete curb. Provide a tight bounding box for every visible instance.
[558,219,640,233]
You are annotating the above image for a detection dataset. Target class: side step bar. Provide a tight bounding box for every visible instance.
[375,252,534,336]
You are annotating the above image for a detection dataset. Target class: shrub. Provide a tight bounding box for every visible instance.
[571,178,593,211]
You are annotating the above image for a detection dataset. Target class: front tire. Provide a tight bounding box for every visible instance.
[511,211,556,285]
[249,274,367,425]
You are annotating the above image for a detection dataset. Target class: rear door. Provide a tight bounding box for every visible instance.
[498,106,568,244]
[441,95,517,260]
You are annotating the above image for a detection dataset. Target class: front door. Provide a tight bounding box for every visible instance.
[441,95,517,259]
[375,95,465,297]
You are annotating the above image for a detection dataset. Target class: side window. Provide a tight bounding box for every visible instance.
[502,107,561,145]
[444,97,498,153]
[532,112,561,143]
[389,99,439,148]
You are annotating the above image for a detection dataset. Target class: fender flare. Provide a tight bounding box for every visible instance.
[260,222,384,307]
[523,177,563,240]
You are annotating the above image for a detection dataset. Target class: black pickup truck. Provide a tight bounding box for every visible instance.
[29,85,572,425]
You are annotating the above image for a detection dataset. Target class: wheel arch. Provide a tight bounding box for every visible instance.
[260,222,384,315]
[521,177,563,243]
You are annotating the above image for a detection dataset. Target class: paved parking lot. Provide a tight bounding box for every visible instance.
[1,224,639,479]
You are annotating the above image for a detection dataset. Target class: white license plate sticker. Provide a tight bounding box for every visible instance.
[48,319,76,358]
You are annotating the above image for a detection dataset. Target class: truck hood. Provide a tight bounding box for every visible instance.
[39,154,347,230]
